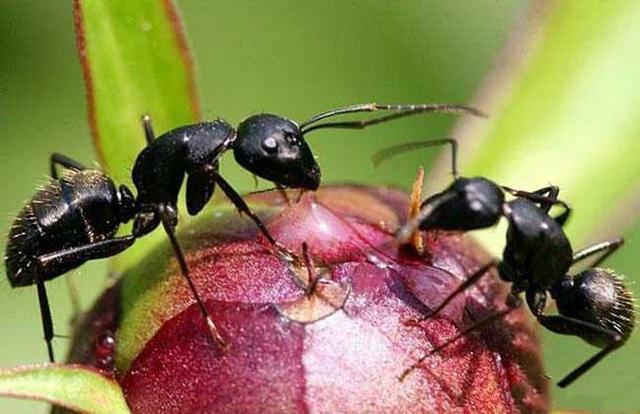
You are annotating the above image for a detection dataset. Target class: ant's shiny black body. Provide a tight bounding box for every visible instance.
[376,139,635,387]
[5,155,136,362]
[5,101,482,362]
[132,102,484,236]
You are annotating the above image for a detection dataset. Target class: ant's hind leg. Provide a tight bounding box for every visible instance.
[557,342,621,387]
[141,114,156,145]
[33,266,55,362]
[50,153,87,179]
[32,236,136,362]
[526,289,624,387]
[572,237,624,268]
[399,292,523,382]
[533,310,623,387]
[410,259,499,323]
[213,172,294,262]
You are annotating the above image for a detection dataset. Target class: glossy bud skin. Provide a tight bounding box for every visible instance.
[66,186,548,414]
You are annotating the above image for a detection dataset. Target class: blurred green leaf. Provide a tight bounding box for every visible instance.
[74,0,200,184]
[74,0,201,271]
[0,364,130,414]
[441,1,640,245]
[426,1,640,411]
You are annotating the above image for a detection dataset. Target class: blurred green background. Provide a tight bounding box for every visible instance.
[1,1,638,412]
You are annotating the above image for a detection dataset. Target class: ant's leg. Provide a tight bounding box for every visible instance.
[557,343,621,388]
[212,172,294,262]
[33,237,136,362]
[572,237,624,268]
[33,265,55,362]
[528,185,560,205]
[141,114,155,145]
[300,103,486,133]
[502,185,571,226]
[410,260,499,323]
[535,312,623,387]
[373,138,459,178]
[50,153,87,179]
[37,237,136,276]
[301,242,321,296]
[156,204,227,347]
[526,289,623,387]
[399,292,523,381]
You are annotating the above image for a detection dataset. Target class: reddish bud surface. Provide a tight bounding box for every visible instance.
[69,186,548,414]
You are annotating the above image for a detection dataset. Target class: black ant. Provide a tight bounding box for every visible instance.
[132,102,484,240]
[4,101,481,362]
[130,103,485,268]
[374,139,635,387]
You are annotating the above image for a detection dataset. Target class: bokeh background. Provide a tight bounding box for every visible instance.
[1,1,638,412]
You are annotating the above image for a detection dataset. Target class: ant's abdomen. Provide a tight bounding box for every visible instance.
[5,202,42,287]
[5,170,121,287]
[6,177,83,286]
[554,268,635,347]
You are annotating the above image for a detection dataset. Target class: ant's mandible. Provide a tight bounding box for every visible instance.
[375,139,635,387]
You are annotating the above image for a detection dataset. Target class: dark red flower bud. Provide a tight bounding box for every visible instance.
[68,186,549,414]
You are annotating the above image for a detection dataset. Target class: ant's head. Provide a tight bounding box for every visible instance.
[234,114,320,190]
[418,177,504,232]
[551,268,635,347]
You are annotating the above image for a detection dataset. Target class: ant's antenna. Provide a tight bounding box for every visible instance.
[372,138,459,179]
[300,103,486,134]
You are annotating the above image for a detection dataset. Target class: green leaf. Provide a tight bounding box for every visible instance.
[0,364,130,414]
[74,0,200,184]
[427,1,640,411]
[73,0,201,271]
[436,1,640,246]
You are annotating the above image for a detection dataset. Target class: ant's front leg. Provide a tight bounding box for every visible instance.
[502,185,571,226]
[155,202,227,348]
[213,172,295,262]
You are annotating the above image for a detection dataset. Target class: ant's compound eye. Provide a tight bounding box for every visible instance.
[262,137,278,153]
[469,200,483,212]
